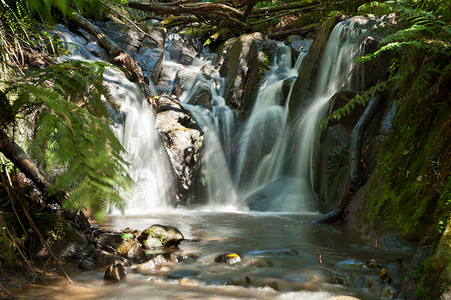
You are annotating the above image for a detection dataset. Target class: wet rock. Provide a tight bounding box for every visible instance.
[84,41,107,59]
[142,27,166,49]
[242,257,273,268]
[286,35,313,60]
[138,224,184,249]
[34,214,93,261]
[200,64,216,81]
[78,258,96,270]
[95,233,123,250]
[221,32,277,111]
[133,48,164,84]
[186,83,213,110]
[214,253,242,264]
[249,248,298,257]
[166,34,202,65]
[94,249,129,268]
[104,263,126,281]
[179,278,199,286]
[172,69,192,97]
[156,95,204,200]
[93,21,145,53]
[116,238,147,262]
[136,254,172,273]
[233,275,253,287]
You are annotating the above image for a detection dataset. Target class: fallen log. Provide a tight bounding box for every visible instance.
[126,0,250,30]
[71,13,158,108]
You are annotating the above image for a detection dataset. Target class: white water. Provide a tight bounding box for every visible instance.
[106,69,174,214]
[56,19,369,214]
[55,25,174,214]
[287,19,368,207]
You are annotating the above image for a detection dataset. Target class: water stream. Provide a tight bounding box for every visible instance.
[13,20,414,299]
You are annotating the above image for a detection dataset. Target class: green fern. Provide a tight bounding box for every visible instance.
[1,60,132,220]
[324,0,450,127]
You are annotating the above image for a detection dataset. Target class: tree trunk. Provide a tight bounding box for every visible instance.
[0,131,50,196]
[348,94,383,192]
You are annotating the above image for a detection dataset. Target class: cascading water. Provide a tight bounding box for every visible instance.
[107,69,174,214]
[56,18,369,213]
[55,25,174,214]
[286,18,369,208]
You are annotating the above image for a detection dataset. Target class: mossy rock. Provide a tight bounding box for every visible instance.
[32,213,93,260]
[138,224,184,249]
[0,227,20,271]
[221,32,277,112]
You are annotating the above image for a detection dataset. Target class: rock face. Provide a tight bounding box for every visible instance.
[87,21,166,84]
[156,95,204,199]
[220,32,277,111]
[186,83,213,111]
[286,35,313,62]
[138,224,184,249]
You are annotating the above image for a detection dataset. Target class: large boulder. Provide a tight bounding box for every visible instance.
[220,32,278,111]
[93,21,145,53]
[138,224,184,249]
[116,238,147,262]
[33,214,93,261]
[156,95,204,199]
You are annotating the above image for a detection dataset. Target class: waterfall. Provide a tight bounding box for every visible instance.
[288,18,368,208]
[55,25,174,214]
[106,68,174,214]
[56,18,370,214]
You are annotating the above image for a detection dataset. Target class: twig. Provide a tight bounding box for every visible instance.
[317,250,346,279]
[1,165,73,284]
[341,62,357,88]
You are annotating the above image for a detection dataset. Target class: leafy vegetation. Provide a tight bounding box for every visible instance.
[0,0,133,219]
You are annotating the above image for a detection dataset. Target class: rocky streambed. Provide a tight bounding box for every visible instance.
[13,211,415,299]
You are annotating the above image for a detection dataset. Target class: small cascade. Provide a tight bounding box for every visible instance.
[55,19,371,213]
[167,38,240,208]
[288,18,369,207]
[233,44,300,192]
[55,25,174,214]
[107,68,175,214]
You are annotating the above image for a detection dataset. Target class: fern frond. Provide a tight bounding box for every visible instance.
[1,60,133,217]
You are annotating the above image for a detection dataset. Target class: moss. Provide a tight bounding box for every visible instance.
[0,227,19,271]
[363,89,451,239]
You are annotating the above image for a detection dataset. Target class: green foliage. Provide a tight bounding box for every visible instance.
[325,0,450,126]
[1,60,132,219]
